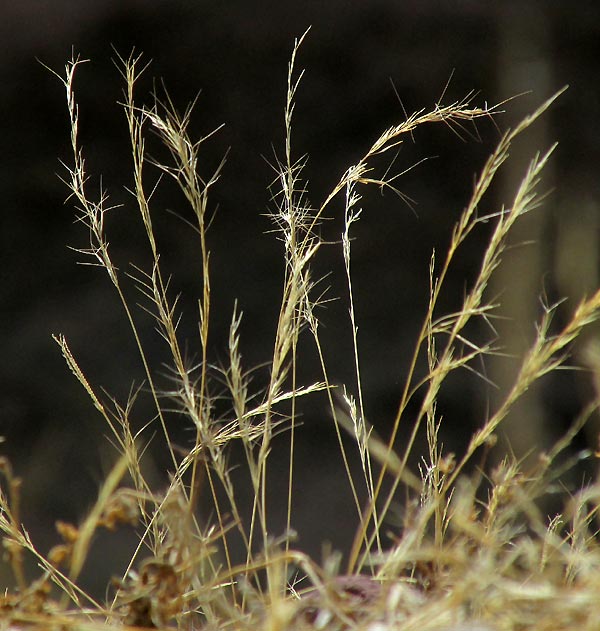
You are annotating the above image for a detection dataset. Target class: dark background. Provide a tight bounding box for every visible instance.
[2,1,599,594]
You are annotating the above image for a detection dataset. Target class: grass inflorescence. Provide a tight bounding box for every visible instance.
[3,31,600,631]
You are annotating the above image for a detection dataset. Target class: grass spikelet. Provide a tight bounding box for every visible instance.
[3,34,598,631]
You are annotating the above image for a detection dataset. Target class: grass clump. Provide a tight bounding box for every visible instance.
[2,31,600,631]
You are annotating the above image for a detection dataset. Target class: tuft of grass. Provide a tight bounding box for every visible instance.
[3,31,600,630]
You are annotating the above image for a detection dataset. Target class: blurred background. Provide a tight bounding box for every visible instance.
[1,0,599,595]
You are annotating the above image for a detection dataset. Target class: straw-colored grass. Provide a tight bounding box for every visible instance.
[2,31,600,631]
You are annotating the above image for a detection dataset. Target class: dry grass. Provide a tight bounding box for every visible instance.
[2,31,600,630]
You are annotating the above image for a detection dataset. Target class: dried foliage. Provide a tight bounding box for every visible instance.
[2,30,600,631]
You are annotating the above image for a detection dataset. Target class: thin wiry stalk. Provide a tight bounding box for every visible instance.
[131,89,222,521]
[255,27,318,573]
[307,311,364,523]
[351,90,567,572]
[268,31,373,551]
[342,188,374,502]
[117,51,242,580]
[56,52,244,596]
[444,286,600,494]
[281,34,308,565]
[52,54,181,483]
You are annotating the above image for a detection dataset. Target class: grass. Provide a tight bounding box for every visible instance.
[3,31,600,630]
